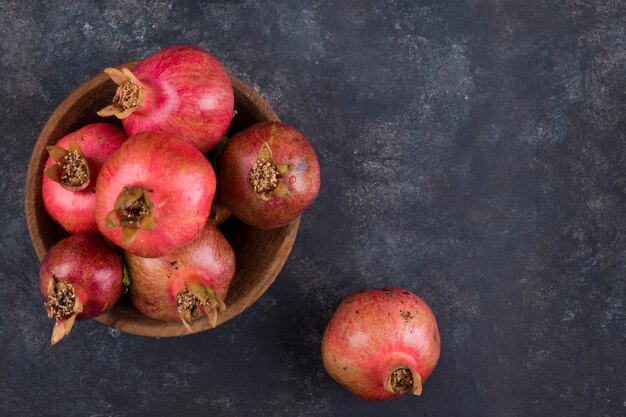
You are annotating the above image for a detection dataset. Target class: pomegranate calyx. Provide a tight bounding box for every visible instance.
[249,142,292,200]
[272,182,291,199]
[97,67,145,119]
[275,163,290,176]
[197,286,226,328]
[384,365,422,396]
[46,145,68,163]
[175,285,226,332]
[50,309,80,346]
[178,309,193,332]
[46,277,84,346]
[257,142,273,161]
[44,141,91,191]
[176,287,201,332]
[45,278,82,320]
[105,186,155,246]
[121,227,140,247]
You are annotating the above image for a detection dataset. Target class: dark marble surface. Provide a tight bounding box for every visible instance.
[1,0,625,416]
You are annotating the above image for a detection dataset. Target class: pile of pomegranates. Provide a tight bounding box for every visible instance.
[37,45,320,344]
[35,44,441,404]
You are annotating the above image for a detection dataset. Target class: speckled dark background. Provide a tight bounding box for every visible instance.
[1,0,625,416]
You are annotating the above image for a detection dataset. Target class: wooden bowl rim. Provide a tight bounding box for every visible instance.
[25,61,300,337]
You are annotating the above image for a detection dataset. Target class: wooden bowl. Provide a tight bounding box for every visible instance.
[25,61,299,337]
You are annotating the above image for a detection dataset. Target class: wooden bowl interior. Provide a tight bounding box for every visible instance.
[25,62,299,337]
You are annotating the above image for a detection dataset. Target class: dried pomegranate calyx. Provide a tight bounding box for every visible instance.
[97,67,145,119]
[104,186,155,246]
[176,284,226,332]
[249,159,280,193]
[384,365,422,396]
[45,276,84,346]
[46,278,77,320]
[116,81,142,110]
[44,141,91,191]
[249,142,291,200]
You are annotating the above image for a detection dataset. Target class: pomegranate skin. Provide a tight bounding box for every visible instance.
[95,131,215,258]
[321,288,441,401]
[125,223,235,322]
[39,234,123,320]
[219,122,320,229]
[42,123,127,234]
[122,45,234,153]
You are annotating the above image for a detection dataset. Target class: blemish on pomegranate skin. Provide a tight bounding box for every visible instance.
[400,310,414,321]
[342,366,348,371]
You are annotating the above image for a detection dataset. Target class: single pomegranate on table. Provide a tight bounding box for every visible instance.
[321,288,441,401]
[95,131,215,258]
[97,45,234,153]
[39,234,123,345]
[219,122,320,229]
[125,223,235,331]
[42,123,126,234]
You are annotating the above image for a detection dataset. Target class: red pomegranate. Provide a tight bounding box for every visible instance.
[321,288,441,401]
[42,123,126,234]
[39,234,123,345]
[97,45,234,153]
[125,223,235,331]
[219,122,320,229]
[94,131,215,258]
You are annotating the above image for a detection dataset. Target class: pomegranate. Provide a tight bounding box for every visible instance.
[125,223,235,331]
[42,123,126,234]
[95,131,215,258]
[39,234,123,345]
[97,45,234,153]
[321,288,441,401]
[219,122,320,229]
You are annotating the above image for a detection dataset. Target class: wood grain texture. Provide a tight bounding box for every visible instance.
[25,61,300,337]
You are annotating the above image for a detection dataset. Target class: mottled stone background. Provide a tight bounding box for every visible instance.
[1,0,624,416]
